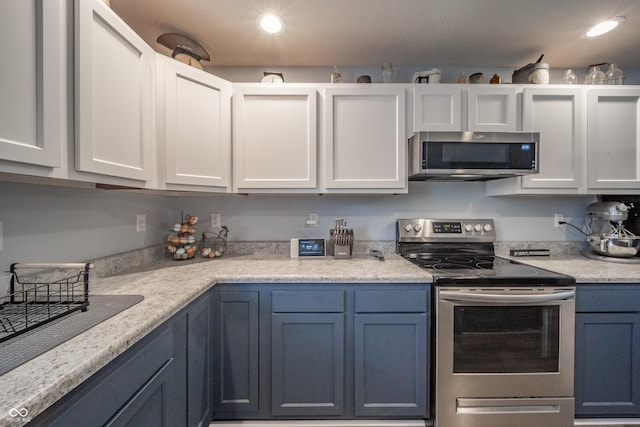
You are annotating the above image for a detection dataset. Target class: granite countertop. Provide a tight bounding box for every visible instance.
[2,248,639,425]
[0,253,429,425]
[501,253,640,283]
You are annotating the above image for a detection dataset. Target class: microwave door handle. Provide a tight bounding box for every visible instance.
[439,290,575,304]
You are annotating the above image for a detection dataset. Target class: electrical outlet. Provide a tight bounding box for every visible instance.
[136,214,146,232]
[306,212,319,227]
[554,213,564,228]
[211,213,221,228]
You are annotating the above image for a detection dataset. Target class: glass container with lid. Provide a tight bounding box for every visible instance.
[585,66,606,84]
[605,63,624,84]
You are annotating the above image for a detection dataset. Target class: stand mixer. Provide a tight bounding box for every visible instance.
[585,202,640,260]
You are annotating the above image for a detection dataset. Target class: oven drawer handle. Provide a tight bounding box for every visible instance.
[439,290,575,304]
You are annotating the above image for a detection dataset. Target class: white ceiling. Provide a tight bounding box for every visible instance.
[110,0,640,70]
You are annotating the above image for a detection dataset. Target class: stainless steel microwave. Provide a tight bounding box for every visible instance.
[408,131,540,181]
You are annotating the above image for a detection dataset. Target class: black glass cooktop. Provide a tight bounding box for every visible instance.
[400,245,575,286]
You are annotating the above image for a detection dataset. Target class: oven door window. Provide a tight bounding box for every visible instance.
[453,305,559,373]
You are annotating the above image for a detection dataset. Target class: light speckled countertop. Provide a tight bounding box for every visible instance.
[0,253,428,426]
[501,254,640,283]
[2,249,639,425]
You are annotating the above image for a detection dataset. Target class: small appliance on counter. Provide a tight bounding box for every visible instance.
[583,201,640,262]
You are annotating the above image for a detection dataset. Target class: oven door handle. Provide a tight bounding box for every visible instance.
[438,290,575,304]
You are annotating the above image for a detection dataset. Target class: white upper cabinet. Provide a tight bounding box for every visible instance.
[412,85,462,131]
[486,86,586,195]
[522,87,585,190]
[324,86,407,192]
[0,1,65,173]
[467,86,518,131]
[156,55,231,192]
[233,85,317,192]
[74,0,155,184]
[587,87,640,191]
[412,85,517,132]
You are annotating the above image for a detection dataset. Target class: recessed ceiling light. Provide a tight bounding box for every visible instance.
[586,16,626,37]
[259,13,284,34]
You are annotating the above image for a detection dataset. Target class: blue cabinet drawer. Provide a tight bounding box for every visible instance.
[577,285,640,312]
[272,290,345,313]
[355,290,428,313]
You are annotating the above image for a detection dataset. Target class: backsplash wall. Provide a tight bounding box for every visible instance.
[0,180,596,271]
[177,182,596,242]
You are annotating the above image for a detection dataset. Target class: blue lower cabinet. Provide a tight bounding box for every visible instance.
[212,284,430,420]
[211,291,261,418]
[187,293,213,427]
[30,293,212,427]
[575,285,640,417]
[353,290,429,418]
[354,313,428,417]
[271,313,345,416]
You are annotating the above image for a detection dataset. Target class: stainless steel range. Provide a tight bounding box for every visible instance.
[397,218,576,427]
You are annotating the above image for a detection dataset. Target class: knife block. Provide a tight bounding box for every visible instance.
[328,228,354,258]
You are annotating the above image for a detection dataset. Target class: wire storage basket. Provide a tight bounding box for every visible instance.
[0,262,92,343]
[201,226,229,258]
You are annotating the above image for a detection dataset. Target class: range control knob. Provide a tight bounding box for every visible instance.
[464,224,473,232]
[483,223,493,232]
[474,224,483,232]
[414,224,423,232]
[404,224,413,232]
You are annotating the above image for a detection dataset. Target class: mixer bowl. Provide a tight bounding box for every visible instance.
[589,236,640,257]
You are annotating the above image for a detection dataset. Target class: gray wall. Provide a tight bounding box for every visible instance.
[0,181,172,272]
[0,180,595,272]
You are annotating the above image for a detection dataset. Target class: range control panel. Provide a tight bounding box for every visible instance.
[397,218,496,242]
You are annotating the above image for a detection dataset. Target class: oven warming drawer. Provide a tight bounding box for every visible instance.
[455,397,575,427]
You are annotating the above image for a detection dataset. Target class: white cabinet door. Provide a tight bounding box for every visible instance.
[324,86,406,192]
[233,86,317,191]
[412,85,462,131]
[468,86,517,131]
[157,55,231,192]
[587,88,640,190]
[521,87,585,189]
[0,1,64,170]
[75,0,155,183]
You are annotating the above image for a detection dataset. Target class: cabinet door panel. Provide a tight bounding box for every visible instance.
[159,56,231,190]
[587,88,640,189]
[34,315,187,427]
[354,313,428,417]
[575,312,640,416]
[271,313,344,417]
[522,87,584,189]
[324,87,406,190]
[187,294,212,427]
[212,291,260,414]
[233,87,317,190]
[105,358,176,427]
[0,1,63,168]
[75,0,154,181]
[413,85,463,131]
[468,87,517,131]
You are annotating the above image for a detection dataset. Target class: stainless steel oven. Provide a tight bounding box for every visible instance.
[436,286,575,427]
[397,218,576,427]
